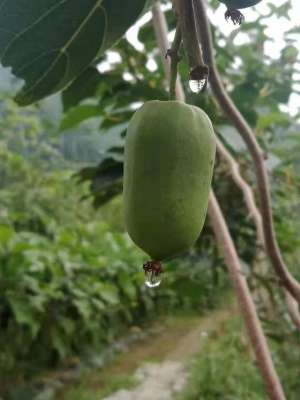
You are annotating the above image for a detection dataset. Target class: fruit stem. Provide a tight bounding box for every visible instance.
[167,24,182,100]
[175,0,208,86]
[152,2,185,100]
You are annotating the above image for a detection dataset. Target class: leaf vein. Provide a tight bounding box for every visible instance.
[1,0,67,61]
[20,1,103,99]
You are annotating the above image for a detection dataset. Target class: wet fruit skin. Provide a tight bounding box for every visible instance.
[123,100,216,261]
[218,0,262,9]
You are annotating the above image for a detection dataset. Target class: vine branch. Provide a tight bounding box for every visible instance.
[152,3,185,100]
[192,0,300,304]
[167,24,182,100]
[285,290,300,332]
[175,0,208,86]
[216,138,264,246]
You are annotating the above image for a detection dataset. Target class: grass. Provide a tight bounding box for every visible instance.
[177,317,267,400]
[177,315,300,400]
[63,374,138,400]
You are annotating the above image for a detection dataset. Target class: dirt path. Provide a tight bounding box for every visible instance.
[102,305,233,400]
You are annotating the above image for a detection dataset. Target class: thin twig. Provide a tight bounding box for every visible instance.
[175,0,202,69]
[285,290,300,331]
[192,0,300,304]
[216,139,264,246]
[151,3,286,400]
[168,24,182,100]
[152,2,185,100]
[175,0,208,85]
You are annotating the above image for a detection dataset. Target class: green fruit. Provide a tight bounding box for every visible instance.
[218,0,261,9]
[123,100,216,261]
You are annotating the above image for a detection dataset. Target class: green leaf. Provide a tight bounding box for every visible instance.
[59,104,100,131]
[118,271,137,300]
[8,296,40,337]
[0,224,14,247]
[74,299,92,321]
[62,66,104,111]
[51,327,68,359]
[100,284,120,305]
[0,0,148,105]
[76,157,123,207]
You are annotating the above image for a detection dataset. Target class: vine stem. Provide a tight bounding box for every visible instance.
[168,24,182,100]
[216,139,265,246]
[151,2,286,399]
[192,0,300,304]
[152,3,185,100]
[174,0,205,69]
[175,0,208,87]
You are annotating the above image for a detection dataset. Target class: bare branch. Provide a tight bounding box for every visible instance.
[192,0,300,303]
[167,24,182,100]
[175,0,208,84]
[216,139,265,246]
[285,290,300,332]
[152,2,185,100]
[152,3,286,399]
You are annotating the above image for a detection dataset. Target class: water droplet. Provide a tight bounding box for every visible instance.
[189,79,206,94]
[144,269,162,288]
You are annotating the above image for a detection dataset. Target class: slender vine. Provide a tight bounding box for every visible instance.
[167,24,182,100]
[175,0,208,86]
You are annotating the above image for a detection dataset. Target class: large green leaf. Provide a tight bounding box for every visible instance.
[0,0,148,105]
[76,156,123,207]
[61,66,104,111]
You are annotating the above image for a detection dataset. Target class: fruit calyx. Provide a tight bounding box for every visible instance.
[225,9,245,25]
[143,260,163,286]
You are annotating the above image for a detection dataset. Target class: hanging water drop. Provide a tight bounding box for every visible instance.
[189,79,206,94]
[143,260,163,289]
[145,270,162,288]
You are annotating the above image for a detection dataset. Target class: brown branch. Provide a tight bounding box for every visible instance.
[175,0,208,84]
[152,2,185,100]
[168,24,182,100]
[151,3,286,399]
[216,138,265,246]
[285,290,300,332]
[192,0,300,304]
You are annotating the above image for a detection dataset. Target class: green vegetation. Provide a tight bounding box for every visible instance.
[0,1,300,399]
[178,315,300,400]
[62,374,138,400]
[0,93,229,398]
